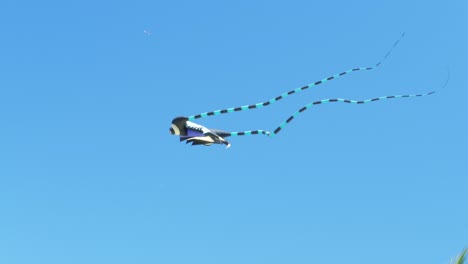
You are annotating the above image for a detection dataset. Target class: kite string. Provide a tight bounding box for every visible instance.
[188,33,406,121]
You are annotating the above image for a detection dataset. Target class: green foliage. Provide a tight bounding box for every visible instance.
[452,248,467,264]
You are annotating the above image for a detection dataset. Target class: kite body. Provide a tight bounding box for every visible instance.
[170,117,232,148]
[169,33,446,148]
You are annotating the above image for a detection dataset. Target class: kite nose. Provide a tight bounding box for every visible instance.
[169,127,175,135]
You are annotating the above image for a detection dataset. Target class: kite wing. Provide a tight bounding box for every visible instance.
[174,120,232,148]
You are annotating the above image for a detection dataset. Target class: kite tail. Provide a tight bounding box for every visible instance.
[226,91,435,138]
[270,91,436,136]
[229,130,271,137]
[188,33,406,121]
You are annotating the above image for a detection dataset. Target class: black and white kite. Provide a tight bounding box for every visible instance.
[169,33,445,148]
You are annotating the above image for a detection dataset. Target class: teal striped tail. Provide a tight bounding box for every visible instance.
[188,33,406,121]
[229,130,270,137]
[228,91,436,138]
[271,91,436,135]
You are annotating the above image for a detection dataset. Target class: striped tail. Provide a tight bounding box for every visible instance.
[188,33,406,121]
[271,91,436,135]
[229,130,271,137]
[226,91,436,138]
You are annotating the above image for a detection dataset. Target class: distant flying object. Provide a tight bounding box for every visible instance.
[144,30,151,35]
[169,33,445,148]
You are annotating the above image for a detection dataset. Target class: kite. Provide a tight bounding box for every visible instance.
[169,33,443,148]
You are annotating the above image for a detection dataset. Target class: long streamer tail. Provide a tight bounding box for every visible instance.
[188,33,406,121]
[270,91,435,136]
[228,91,436,137]
[229,130,271,137]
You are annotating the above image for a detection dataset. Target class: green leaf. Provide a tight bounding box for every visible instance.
[452,248,467,264]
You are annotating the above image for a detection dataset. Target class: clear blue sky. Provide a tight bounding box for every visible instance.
[1,0,467,263]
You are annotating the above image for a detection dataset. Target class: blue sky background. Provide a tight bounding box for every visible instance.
[1,0,467,263]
